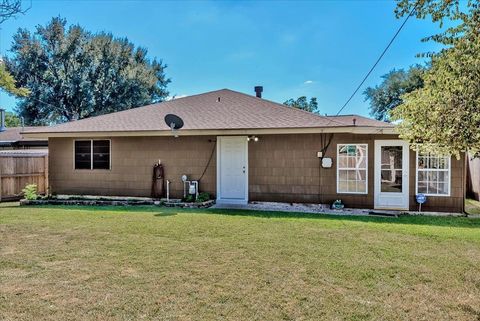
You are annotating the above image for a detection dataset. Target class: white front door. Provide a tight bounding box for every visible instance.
[217,136,248,204]
[374,140,410,210]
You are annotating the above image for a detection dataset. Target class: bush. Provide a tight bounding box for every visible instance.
[196,192,210,203]
[22,184,38,200]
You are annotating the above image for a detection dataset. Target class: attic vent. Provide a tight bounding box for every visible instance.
[217,97,221,102]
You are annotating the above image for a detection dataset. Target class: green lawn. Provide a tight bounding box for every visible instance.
[1,203,480,321]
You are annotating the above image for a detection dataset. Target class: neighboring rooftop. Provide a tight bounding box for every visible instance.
[23,89,393,136]
[0,127,48,147]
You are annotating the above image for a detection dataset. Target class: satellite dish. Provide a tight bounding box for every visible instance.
[164,114,184,137]
[164,114,184,130]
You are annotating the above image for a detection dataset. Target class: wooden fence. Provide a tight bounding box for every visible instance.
[0,152,48,201]
[467,154,480,201]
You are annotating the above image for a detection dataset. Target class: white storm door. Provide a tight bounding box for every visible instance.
[374,140,410,210]
[217,136,248,204]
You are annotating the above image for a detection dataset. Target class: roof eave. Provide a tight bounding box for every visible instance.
[22,126,397,138]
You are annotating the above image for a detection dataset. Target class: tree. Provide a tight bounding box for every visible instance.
[363,65,425,121]
[0,61,29,96]
[0,0,30,98]
[390,1,480,157]
[5,111,21,127]
[0,0,29,24]
[283,96,319,114]
[6,17,170,125]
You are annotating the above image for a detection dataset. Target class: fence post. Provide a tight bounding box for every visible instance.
[0,161,2,203]
[44,155,49,196]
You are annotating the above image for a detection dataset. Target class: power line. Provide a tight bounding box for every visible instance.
[29,97,62,110]
[334,4,418,117]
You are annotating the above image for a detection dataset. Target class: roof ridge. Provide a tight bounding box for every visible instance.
[40,89,233,131]
[221,89,346,126]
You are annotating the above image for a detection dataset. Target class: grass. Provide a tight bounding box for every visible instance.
[466,198,480,215]
[1,203,480,321]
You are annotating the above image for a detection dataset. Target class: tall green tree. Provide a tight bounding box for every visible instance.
[364,65,425,121]
[6,17,170,125]
[0,61,29,97]
[0,0,30,98]
[283,96,319,114]
[4,111,21,127]
[391,1,480,157]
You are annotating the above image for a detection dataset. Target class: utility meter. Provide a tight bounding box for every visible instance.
[322,157,333,168]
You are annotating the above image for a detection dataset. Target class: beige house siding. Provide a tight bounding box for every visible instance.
[49,136,217,198]
[49,133,465,212]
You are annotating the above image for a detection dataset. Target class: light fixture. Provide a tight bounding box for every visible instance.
[247,135,259,142]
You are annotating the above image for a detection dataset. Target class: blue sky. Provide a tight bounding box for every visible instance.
[0,0,443,117]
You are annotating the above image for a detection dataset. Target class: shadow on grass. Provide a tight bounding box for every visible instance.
[12,204,480,229]
[202,208,480,229]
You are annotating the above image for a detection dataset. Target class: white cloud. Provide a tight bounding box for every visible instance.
[304,80,314,85]
[166,94,188,101]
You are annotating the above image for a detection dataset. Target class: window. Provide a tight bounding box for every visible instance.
[416,153,450,196]
[337,144,368,194]
[74,140,110,170]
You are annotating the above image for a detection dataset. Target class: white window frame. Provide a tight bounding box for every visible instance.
[415,152,451,197]
[336,143,368,194]
[73,139,112,171]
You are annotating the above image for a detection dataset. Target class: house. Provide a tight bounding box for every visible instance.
[0,109,48,151]
[23,88,465,212]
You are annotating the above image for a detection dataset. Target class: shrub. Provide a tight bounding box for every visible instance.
[22,184,38,200]
[196,192,210,203]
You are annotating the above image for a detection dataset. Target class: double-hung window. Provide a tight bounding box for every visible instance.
[74,140,111,170]
[416,153,450,196]
[337,144,368,194]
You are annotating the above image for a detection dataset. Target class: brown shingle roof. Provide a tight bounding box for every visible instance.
[326,115,393,127]
[0,127,47,142]
[25,89,392,134]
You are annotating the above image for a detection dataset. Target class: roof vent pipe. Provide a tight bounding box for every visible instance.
[0,108,5,132]
[254,86,263,98]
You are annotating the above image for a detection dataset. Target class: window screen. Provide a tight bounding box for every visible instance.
[75,140,92,170]
[74,140,110,170]
[93,140,110,169]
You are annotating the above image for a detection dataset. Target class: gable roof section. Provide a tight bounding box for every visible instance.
[24,89,394,137]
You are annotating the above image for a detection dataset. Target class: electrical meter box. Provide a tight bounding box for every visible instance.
[322,157,333,168]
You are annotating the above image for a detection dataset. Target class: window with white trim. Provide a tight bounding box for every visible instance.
[416,153,450,196]
[74,140,111,170]
[337,144,368,194]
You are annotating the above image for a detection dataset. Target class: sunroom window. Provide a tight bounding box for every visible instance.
[74,140,111,170]
[337,144,368,194]
[416,153,450,196]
